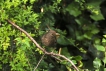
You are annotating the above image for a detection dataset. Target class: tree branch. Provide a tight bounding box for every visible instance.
[7,19,79,71]
[33,54,45,71]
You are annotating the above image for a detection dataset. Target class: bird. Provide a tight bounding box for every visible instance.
[41,30,59,47]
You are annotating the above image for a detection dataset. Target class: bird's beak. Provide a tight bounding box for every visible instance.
[56,33,60,38]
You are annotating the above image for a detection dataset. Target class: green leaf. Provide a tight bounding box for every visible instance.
[23,0,28,4]
[94,44,105,51]
[66,2,81,17]
[15,37,22,45]
[90,13,104,21]
[102,38,106,43]
[86,0,104,21]
[61,48,70,57]
[94,38,100,44]
[57,36,70,45]
[30,0,36,4]
[93,58,101,68]
[104,68,106,71]
[2,42,10,50]
[83,32,92,39]
[103,35,106,38]
[102,52,106,64]
[74,56,82,61]
[102,57,106,64]
[91,28,99,34]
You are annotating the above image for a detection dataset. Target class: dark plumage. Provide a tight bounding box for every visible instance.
[41,30,59,47]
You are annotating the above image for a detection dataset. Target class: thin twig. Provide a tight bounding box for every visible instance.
[51,55,62,62]
[7,19,79,71]
[46,24,51,30]
[33,54,45,71]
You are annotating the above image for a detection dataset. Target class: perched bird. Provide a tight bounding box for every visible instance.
[41,30,59,47]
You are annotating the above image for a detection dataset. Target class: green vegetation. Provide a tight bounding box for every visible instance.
[0,0,106,71]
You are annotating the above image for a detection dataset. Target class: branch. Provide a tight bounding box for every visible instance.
[33,54,45,71]
[7,19,79,71]
[46,52,79,71]
[7,20,45,52]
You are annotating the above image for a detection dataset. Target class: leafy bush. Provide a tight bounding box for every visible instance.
[0,0,106,71]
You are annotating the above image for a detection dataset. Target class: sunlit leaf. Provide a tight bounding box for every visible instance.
[86,1,104,21]
[2,43,10,50]
[93,58,101,68]
[94,44,105,51]
[102,56,106,64]
[103,35,106,38]
[102,38,106,43]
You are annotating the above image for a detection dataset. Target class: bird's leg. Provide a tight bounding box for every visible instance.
[58,47,62,54]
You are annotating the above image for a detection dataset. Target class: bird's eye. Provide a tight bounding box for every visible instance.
[51,33,54,36]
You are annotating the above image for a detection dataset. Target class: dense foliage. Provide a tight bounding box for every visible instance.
[0,0,106,71]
